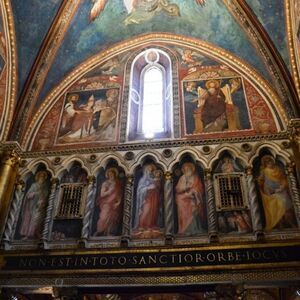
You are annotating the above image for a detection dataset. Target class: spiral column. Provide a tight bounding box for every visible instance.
[42,178,59,242]
[164,171,174,240]
[81,176,96,241]
[122,175,134,242]
[246,167,263,238]
[205,169,218,242]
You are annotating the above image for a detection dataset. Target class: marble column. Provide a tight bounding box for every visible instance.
[122,174,134,243]
[0,150,20,239]
[81,176,96,241]
[205,169,218,242]
[164,171,174,242]
[42,178,59,243]
[245,167,263,238]
[3,179,24,244]
[286,163,300,227]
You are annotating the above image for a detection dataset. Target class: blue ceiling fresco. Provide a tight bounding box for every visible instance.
[37,0,273,106]
[246,0,291,71]
[11,0,63,99]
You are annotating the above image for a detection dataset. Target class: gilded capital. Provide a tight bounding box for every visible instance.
[164,171,172,181]
[126,174,134,184]
[204,168,212,179]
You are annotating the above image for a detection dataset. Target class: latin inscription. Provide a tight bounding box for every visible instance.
[2,245,299,272]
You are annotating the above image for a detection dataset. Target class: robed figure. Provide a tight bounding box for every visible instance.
[19,171,50,239]
[95,168,123,236]
[258,155,297,231]
[175,162,206,235]
[134,164,163,233]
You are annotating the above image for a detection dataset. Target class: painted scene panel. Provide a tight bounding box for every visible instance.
[183,77,251,135]
[56,88,120,144]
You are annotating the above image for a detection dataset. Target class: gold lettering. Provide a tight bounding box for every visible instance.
[99,257,108,265]
[184,254,193,263]
[252,250,262,260]
[80,257,89,266]
[19,259,28,268]
[132,256,138,265]
[196,253,205,263]
[171,254,177,264]
[91,256,98,266]
[118,256,127,265]
[159,255,168,264]
[110,256,117,265]
[217,252,227,262]
[65,257,72,267]
[148,255,157,264]
[207,253,216,262]
[227,252,235,262]
[138,256,146,265]
[262,250,272,260]
[235,251,242,262]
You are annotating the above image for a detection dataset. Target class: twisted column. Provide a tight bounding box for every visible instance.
[286,163,300,227]
[3,179,25,243]
[81,176,96,240]
[42,178,59,242]
[205,169,218,242]
[122,175,134,241]
[0,150,20,239]
[246,167,263,237]
[164,171,174,239]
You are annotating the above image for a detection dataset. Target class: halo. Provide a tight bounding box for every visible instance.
[205,79,220,89]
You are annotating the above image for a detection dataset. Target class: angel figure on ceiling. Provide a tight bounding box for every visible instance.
[89,0,206,24]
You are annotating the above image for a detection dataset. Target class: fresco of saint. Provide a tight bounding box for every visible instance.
[257,155,297,231]
[18,170,50,240]
[184,77,250,135]
[94,167,124,236]
[133,163,163,238]
[175,162,206,236]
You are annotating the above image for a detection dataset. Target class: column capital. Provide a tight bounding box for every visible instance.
[286,163,295,174]
[245,166,253,175]
[204,168,212,178]
[126,174,134,184]
[164,171,172,180]
[87,175,96,184]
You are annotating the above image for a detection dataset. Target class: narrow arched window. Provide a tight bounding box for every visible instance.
[141,66,164,136]
[127,49,173,141]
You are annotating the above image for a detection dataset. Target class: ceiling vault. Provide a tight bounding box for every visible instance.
[224,0,300,118]
[9,0,81,142]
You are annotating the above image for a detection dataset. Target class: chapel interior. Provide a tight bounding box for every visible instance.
[1,0,300,299]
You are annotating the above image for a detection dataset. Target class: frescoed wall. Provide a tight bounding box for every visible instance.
[37,0,273,106]
[31,43,281,151]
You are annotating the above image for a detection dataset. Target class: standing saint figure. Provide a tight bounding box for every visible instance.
[134,164,162,231]
[258,155,297,231]
[95,168,123,236]
[19,170,50,239]
[175,162,206,235]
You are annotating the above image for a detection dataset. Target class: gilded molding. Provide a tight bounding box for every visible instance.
[1,1,17,140]
[287,0,300,99]
[22,33,288,150]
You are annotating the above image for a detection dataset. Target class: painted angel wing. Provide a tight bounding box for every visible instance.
[195,0,206,6]
[89,0,108,22]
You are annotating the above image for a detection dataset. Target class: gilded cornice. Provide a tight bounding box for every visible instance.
[287,0,300,100]
[223,0,300,117]
[10,0,81,141]
[22,33,287,150]
[0,1,17,141]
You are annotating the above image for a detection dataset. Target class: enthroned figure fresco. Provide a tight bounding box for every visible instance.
[51,162,88,241]
[15,165,51,240]
[92,164,125,237]
[173,158,207,237]
[213,154,252,234]
[254,153,297,232]
[132,161,164,239]
[183,77,250,135]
